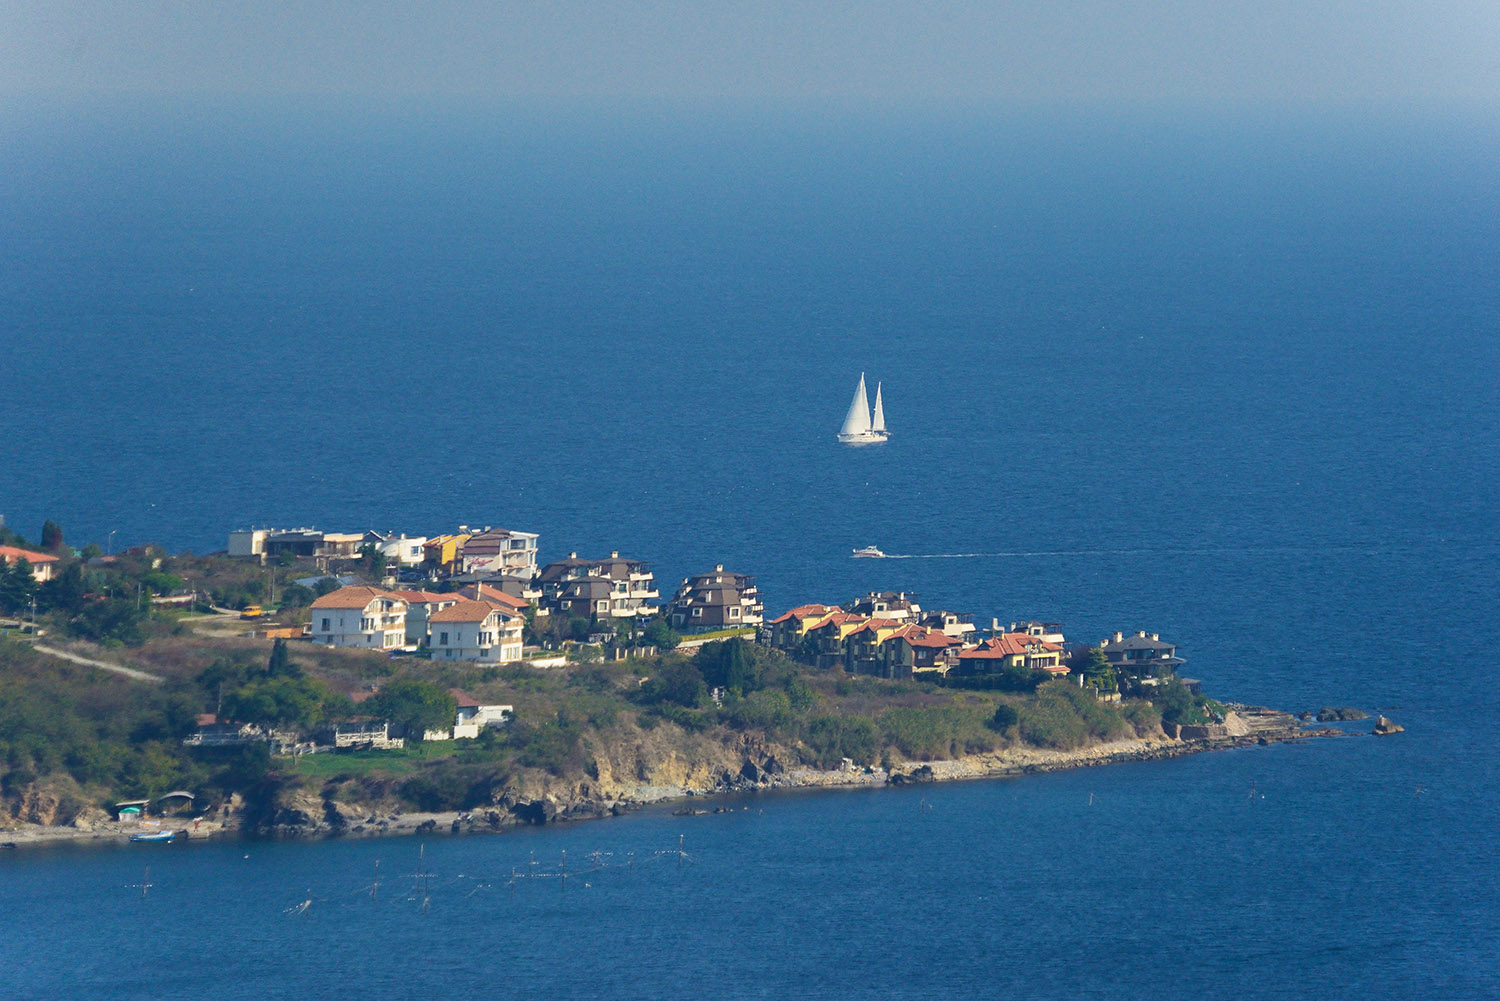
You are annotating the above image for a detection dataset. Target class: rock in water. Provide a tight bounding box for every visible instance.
[1373,716,1405,736]
[1316,707,1369,722]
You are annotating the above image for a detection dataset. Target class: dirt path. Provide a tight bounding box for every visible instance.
[31,644,164,684]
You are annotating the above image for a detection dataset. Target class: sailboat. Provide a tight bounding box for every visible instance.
[837,373,889,445]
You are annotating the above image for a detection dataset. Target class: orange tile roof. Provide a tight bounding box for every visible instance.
[895,626,960,649]
[429,599,500,624]
[0,546,59,564]
[770,603,838,624]
[310,585,405,610]
[390,589,454,604]
[461,583,530,610]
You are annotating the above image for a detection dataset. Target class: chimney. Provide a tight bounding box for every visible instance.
[1151,633,1159,641]
[611,551,619,558]
[992,618,1001,632]
[1114,632,1124,643]
[1137,631,1147,638]
[715,564,724,572]
[569,552,577,559]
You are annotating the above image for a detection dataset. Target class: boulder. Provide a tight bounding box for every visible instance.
[739,760,763,783]
[1316,707,1369,722]
[762,755,785,775]
[510,798,557,826]
[1373,716,1405,736]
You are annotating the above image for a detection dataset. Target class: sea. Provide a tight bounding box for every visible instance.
[1,98,1497,997]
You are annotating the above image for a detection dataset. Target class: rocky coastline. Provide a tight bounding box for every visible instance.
[1,705,1370,851]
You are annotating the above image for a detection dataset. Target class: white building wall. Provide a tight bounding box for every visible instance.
[229,529,268,557]
[310,602,406,648]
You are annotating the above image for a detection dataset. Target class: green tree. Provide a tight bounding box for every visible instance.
[357,543,388,580]
[1153,677,1207,726]
[38,563,86,614]
[266,638,301,678]
[0,559,37,614]
[694,639,759,693]
[1081,647,1117,693]
[223,676,332,730]
[368,680,457,743]
[40,520,64,553]
[638,659,707,708]
[642,617,680,651]
[990,703,1020,731]
[278,583,315,608]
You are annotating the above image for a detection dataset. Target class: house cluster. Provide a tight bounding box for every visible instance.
[230,525,1182,682]
[245,523,768,659]
[764,591,1184,685]
[765,591,1068,679]
[182,689,513,753]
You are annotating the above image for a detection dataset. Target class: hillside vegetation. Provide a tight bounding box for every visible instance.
[0,631,1203,832]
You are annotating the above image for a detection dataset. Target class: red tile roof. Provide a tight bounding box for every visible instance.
[310,585,405,610]
[461,583,530,610]
[894,626,960,649]
[0,546,59,564]
[390,589,454,604]
[429,599,500,624]
[770,603,838,624]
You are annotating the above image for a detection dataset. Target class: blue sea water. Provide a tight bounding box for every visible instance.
[1,99,1498,996]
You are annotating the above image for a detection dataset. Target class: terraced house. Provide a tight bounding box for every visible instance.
[667,565,763,633]
[538,551,660,620]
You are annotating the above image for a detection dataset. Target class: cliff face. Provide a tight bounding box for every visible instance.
[0,776,109,830]
[240,720,795,838]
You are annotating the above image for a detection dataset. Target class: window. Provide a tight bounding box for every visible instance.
[321,618,330,631]
[730,606,740,618]
[439,632,449,646]
[692,608,702,618]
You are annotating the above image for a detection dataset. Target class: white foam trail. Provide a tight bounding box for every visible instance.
[876,543,1440,560]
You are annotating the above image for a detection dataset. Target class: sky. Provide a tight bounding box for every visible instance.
[3,1,1498,108]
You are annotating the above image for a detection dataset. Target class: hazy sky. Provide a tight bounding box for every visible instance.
[4,1,1498,106]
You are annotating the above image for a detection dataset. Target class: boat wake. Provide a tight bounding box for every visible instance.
[876,543,1440,560]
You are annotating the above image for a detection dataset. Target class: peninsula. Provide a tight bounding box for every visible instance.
[0,520,1362,846]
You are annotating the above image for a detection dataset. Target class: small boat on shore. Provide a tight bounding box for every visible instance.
[852,546,886,558]
[129,830,176,844]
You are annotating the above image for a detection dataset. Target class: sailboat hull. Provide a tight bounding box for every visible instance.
[837,431,889,444]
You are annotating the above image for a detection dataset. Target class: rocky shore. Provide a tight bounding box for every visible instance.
[2,705,1366,850]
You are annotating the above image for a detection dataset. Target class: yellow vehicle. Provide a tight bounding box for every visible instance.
[240,605,265,620]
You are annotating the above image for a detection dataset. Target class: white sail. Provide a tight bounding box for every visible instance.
[871,382,885,433]
[839,373,871,437]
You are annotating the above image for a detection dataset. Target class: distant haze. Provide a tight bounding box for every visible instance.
[4,1,1499,107]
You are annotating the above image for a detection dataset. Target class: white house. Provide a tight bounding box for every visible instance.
[364,531,429,567]
[457,527,540,575]
[309,586,409,649]
[425,689,514,740]
[391,589,460,646]
[428,599,524,663]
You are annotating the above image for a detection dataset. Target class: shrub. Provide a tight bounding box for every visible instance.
[725,688,793,731]
[1120,699,1162,737]
[990,703,1019,731]
[1018,681,1129,750]
[802,715,879,768]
